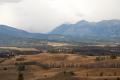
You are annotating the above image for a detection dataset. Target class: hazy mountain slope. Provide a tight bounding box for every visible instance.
[1,19,120,44]
[50,20,120,39]
[0,25,70,44]
[0,25,29,37]
[50,24,72,35]
[0,25,49,39]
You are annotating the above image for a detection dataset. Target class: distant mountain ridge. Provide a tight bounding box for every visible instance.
[1,19,120,45]
[50,20,120,41]
[0,25,69,45]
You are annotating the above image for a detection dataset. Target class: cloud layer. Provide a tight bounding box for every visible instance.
[0,0,120,33]
[0,0,22,4]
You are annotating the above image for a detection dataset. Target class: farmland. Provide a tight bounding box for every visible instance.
[0,45,120,80]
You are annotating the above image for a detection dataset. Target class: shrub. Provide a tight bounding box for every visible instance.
[117,77,120,80]
[100,72,104,76]
[110,54,117,59]
[95,56,105,61]
[18,72,24,80]
[69,71,74,75]
[3,67,7,70]
[114,72,117,76]
[86,73,88,76]
[17,64,26,71]
[95,56,101,61]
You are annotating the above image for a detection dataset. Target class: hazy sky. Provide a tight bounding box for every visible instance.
[0,0,120,33]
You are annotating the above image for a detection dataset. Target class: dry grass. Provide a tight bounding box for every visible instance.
[22,53,96,64]
[0,47,39,51]
[1,53,120,80]
[47,42,71,47]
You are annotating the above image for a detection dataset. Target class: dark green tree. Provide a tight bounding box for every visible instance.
[17,64,25,71]
[117,77,120,80]
[18,72,24,80]
[100,72,104,76]
[110,54,117,59]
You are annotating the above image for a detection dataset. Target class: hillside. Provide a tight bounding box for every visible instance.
[50,20,120,42]
[1,53,120,80]
[1,20,120,44]
[0,25,49,39]
[0,25,69,46]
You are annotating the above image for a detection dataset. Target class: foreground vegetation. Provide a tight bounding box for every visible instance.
[0,45,120,80]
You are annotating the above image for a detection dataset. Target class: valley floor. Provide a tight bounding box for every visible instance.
[0,53,120,80]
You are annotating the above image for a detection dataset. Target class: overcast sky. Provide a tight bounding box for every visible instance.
[0,0,120,33]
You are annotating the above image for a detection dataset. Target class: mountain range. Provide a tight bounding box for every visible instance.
[0,19,120,45]
[50,19,120,42]
[0,25,68,46]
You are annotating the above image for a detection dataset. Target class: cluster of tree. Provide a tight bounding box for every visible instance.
[16,63,26,80]
[95,55,117,61]
[47,48,73,53]
[70,46,120,56]
[85,61,120,68]
[0,51,14,58]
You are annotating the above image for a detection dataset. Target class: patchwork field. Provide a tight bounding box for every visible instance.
[0,53,120,80]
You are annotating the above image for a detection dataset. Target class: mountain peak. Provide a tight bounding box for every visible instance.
[76,20,89,24]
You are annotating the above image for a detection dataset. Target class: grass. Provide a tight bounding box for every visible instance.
[1,53,120,80]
